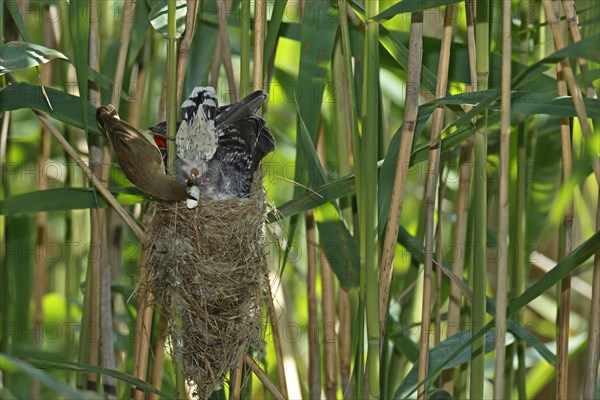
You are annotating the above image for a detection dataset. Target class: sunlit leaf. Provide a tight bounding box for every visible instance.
[264,0,289,71]
[24,357,172,399]
[0,41,68,75]
[395,329,496,398]
[508,230,600,315]
[0,354,83,400]
[513,33,600,87]
[0,187,144,215]
[372,0,464,21]
[0,83,100,134]
[148,0,187,38]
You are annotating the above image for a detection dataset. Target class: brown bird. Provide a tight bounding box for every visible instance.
[96,105,188,202]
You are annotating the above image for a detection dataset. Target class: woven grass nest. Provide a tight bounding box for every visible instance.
[141,177,269,399]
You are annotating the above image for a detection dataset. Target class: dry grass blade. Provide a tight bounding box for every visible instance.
[434,177,445,350]
[87,0,106,393]
[306,211,321,399]
[582,194,600,398]
[230,355,244,400]
[217,0,238,102]
[556,77,574,400]
[418,7,455,399]
[176,0,199,104]
[321,242,338,399]
[338,288,352,399]
[253,0,266,91]
[561,0,598,99]
[148,310,168,400]
[132,286,155,400]
[542,0,598,185]
[111,0,136,109]
[551,3,575,398]
[378,10,423,343]
[210,36,223,88]
[316,123,338,400]
[443,141,472,394]
[266,283,289,399]
[245,355,287,400]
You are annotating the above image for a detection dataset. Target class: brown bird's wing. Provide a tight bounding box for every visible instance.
[96,105,187,202]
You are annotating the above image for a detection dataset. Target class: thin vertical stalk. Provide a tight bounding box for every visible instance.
[253,0,266,90]
[561,0,598,99]
[335,6,359,395]
[166,0,178,176]
[165,3,186,398]
[111,0,135,108]
[176,0,198,103]
[131,285,154,400]
[95,3,119,397]
[514,2,535,397]
[64,121,76,388]
[379,10,423,341]
[554,6,573,394]
[331,36,353,226]
[306,212,321,399]
[86,0,109,393]
[240,0,251,97]
[129,36,151,128]
[508,1,530,395]
[331,35,353,398]
[446,1,477,393]
[339,288,352,399]
[471,0,489,397]
[434,175,445,351]
[337,0,360,183]
[148,310,168,400]
[321,250,338,399]
[444,142,472,395]
[317,129,338,399]
[317,131,339,400]
[418,7,455,399]
[32,15,54,398]
[230,356,244,400]
[514,117,527,400]
[542,0,598,185]
[494,0,512,397]
[582,191,600,398]
[209,37,223,88]
[266,283,289,399]
[362,0,379,397]
[217,0,238,102]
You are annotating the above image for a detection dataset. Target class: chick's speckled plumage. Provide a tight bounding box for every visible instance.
[156,87,275,203]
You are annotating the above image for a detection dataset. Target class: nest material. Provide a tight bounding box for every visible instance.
[142,180,269,399]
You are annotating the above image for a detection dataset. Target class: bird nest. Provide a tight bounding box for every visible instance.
[140,178,269,399]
